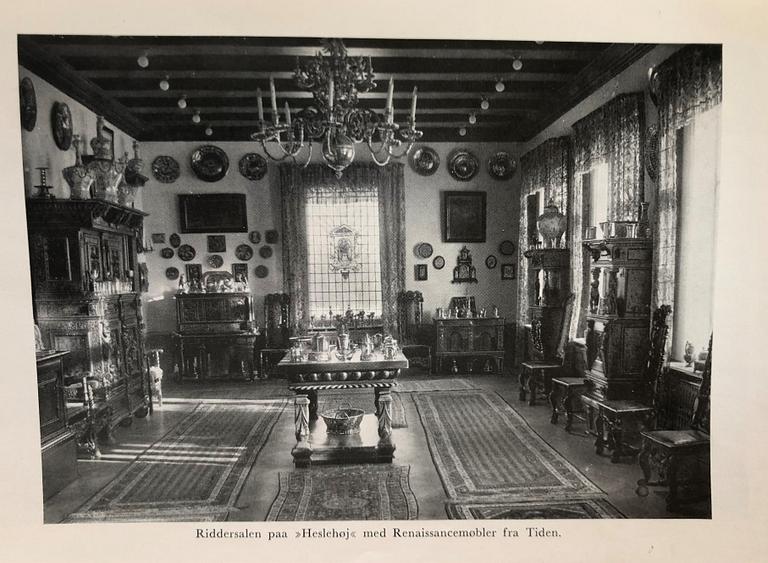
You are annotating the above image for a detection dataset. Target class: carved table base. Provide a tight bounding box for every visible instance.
[594,401,654,463]
[549,376,588,432]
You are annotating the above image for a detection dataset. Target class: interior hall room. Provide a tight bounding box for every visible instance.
[19,35,719,523]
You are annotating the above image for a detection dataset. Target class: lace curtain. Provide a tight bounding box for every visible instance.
[569,92,645,337]
[516,136,571,364]
[653,45,722,332]
[279,162,406,335]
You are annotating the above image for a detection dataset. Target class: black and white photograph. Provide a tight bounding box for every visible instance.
[3,2,768,562]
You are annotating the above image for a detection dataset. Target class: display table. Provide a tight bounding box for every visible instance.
[276,350,408,467]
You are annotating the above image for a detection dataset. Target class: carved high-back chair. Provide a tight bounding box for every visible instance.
[636,333,712,512]
[397,290,431,373]
[519,293,575,406]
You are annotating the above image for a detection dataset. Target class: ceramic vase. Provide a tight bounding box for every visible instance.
[62,135,94,199]
[537,200,567,248]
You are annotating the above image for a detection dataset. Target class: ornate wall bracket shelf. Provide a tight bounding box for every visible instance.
[26,199,148,232]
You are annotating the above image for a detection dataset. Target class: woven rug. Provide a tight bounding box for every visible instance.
[266,465,418,521]
[397,378,478,393]
[446,498,625,519]
[66,399,287,522]
[412,390,603,501]
[318,390,407,428]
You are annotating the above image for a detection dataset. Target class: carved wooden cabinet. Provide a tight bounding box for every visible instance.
[173,292,257,380]
[523,248,570,359]
[26,200,150,441]
[582,237,653,402]
[434,317,505,374]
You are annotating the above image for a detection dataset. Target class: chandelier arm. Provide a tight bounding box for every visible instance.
[385,139,417,161]
[260,138,297,162]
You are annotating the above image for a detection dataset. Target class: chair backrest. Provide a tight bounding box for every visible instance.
[691,333,712,434]
[397,290,423,345]
[646,305,673,406]
[554,293,576,361]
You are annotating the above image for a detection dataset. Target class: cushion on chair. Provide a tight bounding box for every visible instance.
[641,429,710,447]
[551,376,588,388]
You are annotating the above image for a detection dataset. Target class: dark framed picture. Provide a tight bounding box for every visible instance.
[232,263,249,281]
[178,193,248,233]
[414,264,428,281]
[185,263,203,283]
[442,191,487,242]
[501,263,516,280]
[151,233,166,244]
[207,235,226,253]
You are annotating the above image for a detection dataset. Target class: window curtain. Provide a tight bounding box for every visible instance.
[279,162,406,335]
[570,93,645,337]
[516,136,571,364]
[653,45,722,343]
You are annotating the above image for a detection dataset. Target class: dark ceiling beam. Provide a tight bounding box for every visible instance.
[108,89,546,100]
[132,106,537,117]
[17,37,147,138]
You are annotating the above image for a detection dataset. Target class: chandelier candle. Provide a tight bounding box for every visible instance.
[411,87,418,124]
[285,102,292,127]
[269,76,278,124]
[328,76,334,113]
[256,88,264,125]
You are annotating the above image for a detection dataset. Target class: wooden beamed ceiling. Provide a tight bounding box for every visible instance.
[18,35,656,143]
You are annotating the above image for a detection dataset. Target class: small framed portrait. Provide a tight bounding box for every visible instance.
[151,233,166,244]
[231,263,249,282]
[414,264,428,281]
[207,235,226,253]
[501,263,516,280]
[185,263,203,283]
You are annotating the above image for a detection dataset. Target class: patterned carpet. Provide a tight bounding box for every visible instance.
[319,390,407,428]
[397,378,478,393]
[266,465,418,521]
[412,391,604,501]
[446,498,624,519]
[66,399,287,522]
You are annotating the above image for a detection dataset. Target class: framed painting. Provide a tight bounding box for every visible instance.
[414,264,428,281]
[207,235,226,253]
[501,263,516,280]
[442,191,487,242]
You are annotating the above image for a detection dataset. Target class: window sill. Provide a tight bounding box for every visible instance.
[668,361,703,383]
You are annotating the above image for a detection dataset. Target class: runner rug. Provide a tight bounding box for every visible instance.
[446,498,624,519]
[412,391,604,501]
[66,399,287,522]
[266,465,418,521]
[319,391,407,428]
[397,378,478,393]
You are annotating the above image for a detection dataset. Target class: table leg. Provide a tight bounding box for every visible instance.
[666,454,680,512]
[376,390,395,460]
[595,408,605,455]
[518,369,528,402]
[528,369,538,406]
[636,437,652,496]
[549,384,560,425]
[291,395,312,467]
[307,390,318,421]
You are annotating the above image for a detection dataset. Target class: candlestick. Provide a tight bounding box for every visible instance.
[284,101,292,127]
[410,86,418,125]
[269,77,278,125]
[328,77,334,112]
[386,77,394,123]
[256,87,264,123]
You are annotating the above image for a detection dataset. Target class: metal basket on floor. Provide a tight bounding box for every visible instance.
[320,403,365,435]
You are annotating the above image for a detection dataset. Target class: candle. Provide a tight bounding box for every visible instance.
[256,88,264,123]
[410,86,418,124]
[284,101,292,127]
[328,77,334,112]
[386,77,394,123]
[269,77,278,124]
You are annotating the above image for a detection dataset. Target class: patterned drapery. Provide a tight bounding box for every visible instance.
[516,136,571,364]
[653,45,722,336]
[279,162,406,335]
[569,92,645,337]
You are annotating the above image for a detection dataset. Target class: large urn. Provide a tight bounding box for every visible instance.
[537,200,567,248]
[62,135,94,199]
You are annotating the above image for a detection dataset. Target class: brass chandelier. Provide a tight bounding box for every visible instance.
[251,39,422,177]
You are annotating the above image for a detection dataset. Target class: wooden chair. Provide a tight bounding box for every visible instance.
[593,305,672,462]
[549,339,589,431]
[398,290,431,373]
[519,293,575,406]
[635,334,711,512]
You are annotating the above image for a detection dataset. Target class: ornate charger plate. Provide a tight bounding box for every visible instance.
[239,153,268,181]
[259,246,273,259]
[432,256,445,270]
[160,248,174,259]
[169,233,181,248]
[448,149,479,181]
[416,242,434,259]
[249,230,261,244]
[208,254,224,268]
[151,156,180,183]
[499,240,516,255]
[409,146,440,176]
[51,101,73,150]
[485,255,498,269]
[20,77,37,132]
[177,244,196,262]
[191,145,229,182]
[235,244,254,261]
[487,152,517,180]
[254,265,269,278]
[645,124,660,183]
[165,267,179,280]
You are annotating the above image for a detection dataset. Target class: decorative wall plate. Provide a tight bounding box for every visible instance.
[151,156,180,183]
[191,145,229,182]
[648,67,661,107]
[239,153,268,181]
[447,149,479,181]
[432,255,445,270]
[51,101,73,150]
[416,242,434,259]
[487,152,517,180]
[249,230,261,244]
[169,233,181,248]
[265,229,279,244]
[485,255,498,269]
[20,77,37,132]
[498,240,516,255]
[165,267,179,280]
[645,124,660,183]
[177,244,196,261]
[259,245,273,259]
[409,145,440,176]
[160,247,174,259]
[235,244,254,261]
[254,265,269,278]
[207,254,224,268]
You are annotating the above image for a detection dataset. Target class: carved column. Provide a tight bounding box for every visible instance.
[376,391,395,457]
[291,395,312,466]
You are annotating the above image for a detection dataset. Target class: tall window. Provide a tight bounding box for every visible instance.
[584,162,610,228]
[305,186,383,320]
[672,106,720,361]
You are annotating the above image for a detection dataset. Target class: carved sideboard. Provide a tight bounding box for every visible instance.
[434,317,505,374]
[26,200,150,445]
